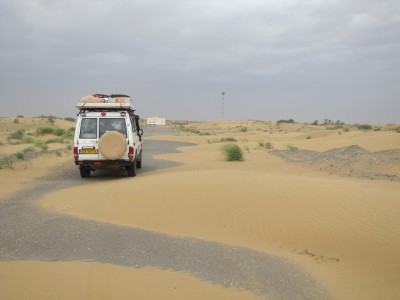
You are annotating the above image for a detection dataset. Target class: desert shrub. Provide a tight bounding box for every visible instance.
[0,157,13,169]
[8,129,25,140]
[16,152,25,160]
[35,141,49,153]
[22,146,35,153]
[258,141,265,147]
[45,137,64,144]
[241,127,248,132]
[22,136,35,144]
[357,124,373,130]
[17,115,24,118]
[64,117,75,122]
[36,126,55,135]
[222,143,244,161]
[54,128,65,136]
[55,150,62,157]
[287,144,299,151]
[64,127,75,138]
[208,137,237,144]
[277,119,295,124]
[265,142,273,149]
[13,118,19,124]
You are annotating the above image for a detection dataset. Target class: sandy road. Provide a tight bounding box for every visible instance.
[0,126,331,300]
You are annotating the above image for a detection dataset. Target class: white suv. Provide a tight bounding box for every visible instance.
[73,94,143,178]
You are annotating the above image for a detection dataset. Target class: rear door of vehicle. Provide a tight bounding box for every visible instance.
[77,117,99,160]
[98,117,129,160]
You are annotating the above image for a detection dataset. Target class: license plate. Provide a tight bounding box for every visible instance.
[80,149,98,154]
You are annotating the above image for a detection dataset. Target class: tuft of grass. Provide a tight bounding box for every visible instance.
[35,141,49,153]
[36,126,56,135]
[286,144,299,151]
[265,142,273,150]
[16,152,25,160]
[221,143,244,161]
[45,137,64,144]
[208,137,237,144]
[0,157,13,169]
[13,118,19,124]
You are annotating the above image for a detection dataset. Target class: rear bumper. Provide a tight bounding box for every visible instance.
[76,160,133,167]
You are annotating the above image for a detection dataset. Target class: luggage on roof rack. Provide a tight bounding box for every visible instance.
[76,93,134,111]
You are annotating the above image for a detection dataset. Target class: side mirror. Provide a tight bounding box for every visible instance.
[138,129,143,136]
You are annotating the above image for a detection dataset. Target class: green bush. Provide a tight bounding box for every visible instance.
[222,143,244,161]
[277,119,295,124]
[16,152,25,160]
[0,157,13,169]
[54,128,65,136]
[36,126,55,135]
[287,144,299,151]
[22,146,35,153]
[8,129,25,140]
[357,124,373,130]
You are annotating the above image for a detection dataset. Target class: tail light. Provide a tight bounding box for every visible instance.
[128,147,134,160]
[73,147,78,161]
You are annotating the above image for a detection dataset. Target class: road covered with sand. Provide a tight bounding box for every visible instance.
[1,120,400,299]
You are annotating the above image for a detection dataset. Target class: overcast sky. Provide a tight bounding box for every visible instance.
[1,0,399,124]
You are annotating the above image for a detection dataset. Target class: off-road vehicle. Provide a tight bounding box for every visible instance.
[73,94,143,177]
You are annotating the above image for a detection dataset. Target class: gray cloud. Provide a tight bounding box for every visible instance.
[1,0,399,123]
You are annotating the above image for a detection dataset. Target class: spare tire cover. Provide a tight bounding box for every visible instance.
[99,131,127,160]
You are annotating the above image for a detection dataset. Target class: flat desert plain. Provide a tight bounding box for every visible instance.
[1,118,400,299]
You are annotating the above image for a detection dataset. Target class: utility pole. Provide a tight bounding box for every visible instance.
[221,91,225,120]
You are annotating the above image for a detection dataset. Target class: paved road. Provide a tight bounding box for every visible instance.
[0,126,331,300]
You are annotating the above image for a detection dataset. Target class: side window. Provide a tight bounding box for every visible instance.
[131,117,137,132]
[79,118,97,139]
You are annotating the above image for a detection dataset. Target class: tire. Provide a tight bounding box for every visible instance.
[99,131,127,160]
[126,162,136,177]
[136,154,142,169]
[80,167,91,178]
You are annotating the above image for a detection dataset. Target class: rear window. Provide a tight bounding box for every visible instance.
[99,118,127,137]
[79,118,97,139]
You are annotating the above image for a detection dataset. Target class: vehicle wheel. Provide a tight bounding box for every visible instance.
[136,155,142,169]
[127,162,136,177]
[80,167,91,178]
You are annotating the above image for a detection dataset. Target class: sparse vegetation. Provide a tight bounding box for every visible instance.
[357,124,373,130]
[208,137,237,144]
[8,129,25,140]
[222,143,244,161]
[0,157,13,169]
[287,144,299,151]
[64,117,75,122]
[36,126,56,135]
[176,125,211,135]
[277,119,295,124]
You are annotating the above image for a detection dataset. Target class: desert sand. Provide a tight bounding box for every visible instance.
[1,119,400,299]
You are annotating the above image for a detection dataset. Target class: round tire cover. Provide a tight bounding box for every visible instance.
[98,131,127,160]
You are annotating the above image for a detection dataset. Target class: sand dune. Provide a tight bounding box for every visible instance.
[2,119,400,299]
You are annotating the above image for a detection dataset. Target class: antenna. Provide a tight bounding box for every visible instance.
[221,91,225,120]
